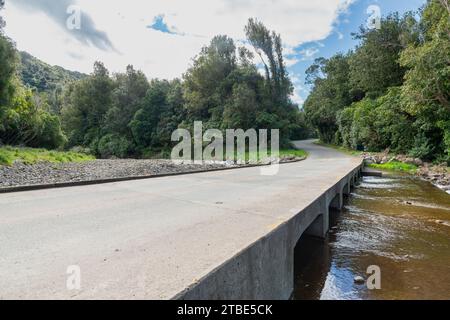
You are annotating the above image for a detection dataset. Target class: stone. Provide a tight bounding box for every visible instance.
[354,276,365,284]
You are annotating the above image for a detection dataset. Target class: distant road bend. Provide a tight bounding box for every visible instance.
[0,140,363,299]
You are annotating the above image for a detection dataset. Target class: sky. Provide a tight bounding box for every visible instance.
[3,0,426,106]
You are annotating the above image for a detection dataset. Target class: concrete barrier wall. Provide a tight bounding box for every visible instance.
[174,164,363,300]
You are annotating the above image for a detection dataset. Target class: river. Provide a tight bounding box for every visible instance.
[293,173,450,300]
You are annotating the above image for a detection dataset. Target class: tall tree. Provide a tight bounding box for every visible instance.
[304,54,353,143]
[400,0,450,160]
[183,35,237,121]
[0,0,19,133]
[130,79,185,153]
[61,62,114,149]
[244,18,293,107]
[104,65,149,137]
[349,13,419,99]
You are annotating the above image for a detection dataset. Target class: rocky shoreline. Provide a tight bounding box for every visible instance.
[362,152,450,194]
[0,156,305,189]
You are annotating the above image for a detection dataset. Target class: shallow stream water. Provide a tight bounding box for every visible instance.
[294,174,450,300]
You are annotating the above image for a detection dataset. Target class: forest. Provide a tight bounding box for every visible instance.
[0,0,449,164]
[304,0,450,164]
[0,5,309,159]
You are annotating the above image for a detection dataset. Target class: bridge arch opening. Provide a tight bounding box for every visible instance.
[329,193,342,230]
[293,226,332,300]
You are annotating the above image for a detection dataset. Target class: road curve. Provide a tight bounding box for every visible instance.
[0,140,361,299]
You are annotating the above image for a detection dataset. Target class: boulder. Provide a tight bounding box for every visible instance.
[354,276,365,284]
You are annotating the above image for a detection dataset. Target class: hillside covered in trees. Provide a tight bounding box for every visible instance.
[19,51,86,93]
[304,0,450,164]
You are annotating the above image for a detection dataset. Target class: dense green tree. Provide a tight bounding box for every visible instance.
[19,52,86,93]
[0,4,66,149]
[103,65,149,137]
[0,35,17,126]
[304,54,353,143]
[306,0,450,163]
[61,62,114,149]
[400,0,450,161]
[183,35,238,121]
[338,88,415,152]
[1,86,66,148]
[222,83,258,129]
[129,79,185,154]
[349,13,419,99]
[245,18,293,107]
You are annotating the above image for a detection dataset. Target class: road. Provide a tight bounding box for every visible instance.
[0,140,361,299]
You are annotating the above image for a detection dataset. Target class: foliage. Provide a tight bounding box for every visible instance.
[0,146,94,166]
[0,33,18,124]
[349,12,418,99]
[0,7,67,150]
[97,134,130,159]
[304,54,353,143]
[305,0,450,164]
[368,161,418,173]
[0,14,313,158]
[19,52,86,93]
[61,61,114,150]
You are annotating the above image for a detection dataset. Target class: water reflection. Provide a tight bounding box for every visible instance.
[294,174,450,300]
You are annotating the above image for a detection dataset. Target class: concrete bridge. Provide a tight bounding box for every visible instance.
[0,140,363,300]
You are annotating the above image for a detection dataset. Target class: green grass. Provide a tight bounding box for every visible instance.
[368,161,418,173]
[0,146,95,166]
[243,148,308,162]
[279,149,308,158]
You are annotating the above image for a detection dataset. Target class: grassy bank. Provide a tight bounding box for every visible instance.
[314,140,421,173]
[367,161,418,173]
[279,149,308,158]
[0,146,95,166]
[244,149,308,162]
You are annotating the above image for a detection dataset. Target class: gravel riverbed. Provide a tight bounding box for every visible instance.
[0,159,235,188]
[0,156,305,188]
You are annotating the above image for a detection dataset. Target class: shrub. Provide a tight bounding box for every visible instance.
[97,134,130,158]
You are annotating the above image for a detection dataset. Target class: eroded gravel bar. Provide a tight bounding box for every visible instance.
[0,159,234,188]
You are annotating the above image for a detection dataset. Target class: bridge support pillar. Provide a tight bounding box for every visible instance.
[304,211,328,239]
[330,192,343,211]
[343,181,351,196]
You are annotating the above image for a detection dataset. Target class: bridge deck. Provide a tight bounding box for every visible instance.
[0,140,362,299]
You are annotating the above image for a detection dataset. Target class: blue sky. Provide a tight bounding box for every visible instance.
[4,0,426,106]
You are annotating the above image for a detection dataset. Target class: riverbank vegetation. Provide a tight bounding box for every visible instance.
[304,0,450,165]
[0,146,94,166]
[0,2,311,160]
[367,161,418,173]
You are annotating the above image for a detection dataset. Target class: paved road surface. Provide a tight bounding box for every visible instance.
[0,140,361,299]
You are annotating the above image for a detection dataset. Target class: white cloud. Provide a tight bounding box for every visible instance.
[299,47,320,61]
[290,74,308,106]
[4,0,354,79]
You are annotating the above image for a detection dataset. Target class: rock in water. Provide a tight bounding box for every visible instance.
[354,276,365,284]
